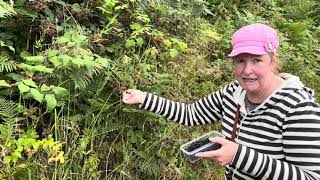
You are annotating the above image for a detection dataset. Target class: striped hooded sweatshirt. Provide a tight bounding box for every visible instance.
[139,73,320,180]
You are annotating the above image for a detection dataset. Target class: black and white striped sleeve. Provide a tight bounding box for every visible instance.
[230,100,320,180]
[139,85,229,126]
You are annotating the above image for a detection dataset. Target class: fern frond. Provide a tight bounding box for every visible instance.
[70,70,92,90]
[0,53,17,72]
[69,114,83,123]
[99,122,127,134]
[92,65,102,76]
[75,74,107,98]
[0,0,15,19]
[47,73,59,79]
[130,152,161,178]
[0,98,18,118]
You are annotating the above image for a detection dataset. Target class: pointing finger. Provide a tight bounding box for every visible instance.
[195,150,219,158]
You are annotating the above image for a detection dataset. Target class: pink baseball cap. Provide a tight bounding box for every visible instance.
[228,23,279,57]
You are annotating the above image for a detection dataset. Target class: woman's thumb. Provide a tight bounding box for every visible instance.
[208,137,226,145]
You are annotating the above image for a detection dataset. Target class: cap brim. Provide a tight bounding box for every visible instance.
[228,46,267,57]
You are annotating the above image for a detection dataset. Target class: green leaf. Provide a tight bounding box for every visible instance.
[0,0,15,18]
[136,38,144,46]
[18,138,35,146]
[130,135,137,143]
[18,83,30,93]
[24,56,44,64]
[16,146,23,152]
[33,141,42,150]
[127,130,137,143]
[125,39,136,48]
[18,63,53,74]
[56,37,69,44]
[12,151,22,158]
[178,42,187,51]
[82,54,94,61]
[20,51,31,59]
[74,34,88,44]
[130,23,142,30]
[3,156,11,164]
[169,49,178,58]
[67,41,76,47]
[53,0,65,5]
[71,56,84,68]
[83,59,96,71]
[45,94,57,111]
[0,80,10,87]
[48,50,59,58]
[122,55,131,64]
[22,79,37,88]
[15,8,37,18]
[17,63,33,72]
[30,88,44,103]
[106,46,114,53]
[26,129,38,138]
[52,87,69,97]
[170,38,179,44]
[6,73,23,81]
[163,39,171,47]
[40,84,52,92]
[95,57,110,68]
[11,156,18,163]
[72,3,81,12]
[115,4,128,10]
[59,55,72,66]
[150,47,158,56]
[33,65,54,73]
[0,40,15,52]
[200,29,221,40]
[49,56,61,67]
[63,31,72,39]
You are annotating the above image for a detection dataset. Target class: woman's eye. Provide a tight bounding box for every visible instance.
[253,59,262,63]
[235,59,244,64]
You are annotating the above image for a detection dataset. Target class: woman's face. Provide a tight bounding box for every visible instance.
[233,53,276,96]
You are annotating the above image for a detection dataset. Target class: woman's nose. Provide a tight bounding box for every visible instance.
[243,63,253,74]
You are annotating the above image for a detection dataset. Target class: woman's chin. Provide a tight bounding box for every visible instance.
[243,86,260,94]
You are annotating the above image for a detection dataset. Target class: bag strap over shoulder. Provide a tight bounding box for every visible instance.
[231,104,240,142]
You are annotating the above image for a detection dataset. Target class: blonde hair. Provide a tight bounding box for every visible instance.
[270,52,282,74]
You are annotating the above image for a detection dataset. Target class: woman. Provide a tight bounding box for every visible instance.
[122,24,320,180]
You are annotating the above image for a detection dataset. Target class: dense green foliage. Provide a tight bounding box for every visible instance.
[0,0,319,179]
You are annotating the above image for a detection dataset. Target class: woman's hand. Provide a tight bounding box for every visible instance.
[195,137,238,166]
[122,89,146,105]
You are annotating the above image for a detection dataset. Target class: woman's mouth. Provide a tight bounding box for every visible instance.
[243,77,257,82]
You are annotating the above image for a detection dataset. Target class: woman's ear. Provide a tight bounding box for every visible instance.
[271,52,280,73]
